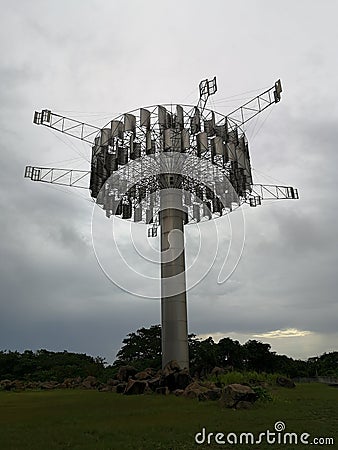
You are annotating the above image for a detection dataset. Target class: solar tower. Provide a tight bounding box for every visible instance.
[25,78,298,370]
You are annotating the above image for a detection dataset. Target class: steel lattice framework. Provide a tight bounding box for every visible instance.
[25,78,298,369]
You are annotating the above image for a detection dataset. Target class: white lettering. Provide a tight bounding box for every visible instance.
[195,428,205,444]
[300,432,310,444]
[215,433,225,444]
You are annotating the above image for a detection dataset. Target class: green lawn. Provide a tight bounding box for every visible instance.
[0,384,337,449]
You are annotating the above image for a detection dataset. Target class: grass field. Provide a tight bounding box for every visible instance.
[0,384,337,449]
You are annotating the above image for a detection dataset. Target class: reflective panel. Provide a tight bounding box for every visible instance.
[164,128,174,150]
[204,112,215,137]
[124,113,136,133]
[134,206,142,222]
[111,120,123,139]
[146,208,153,224]
[134,142,141,159]
[197,132,208,155]
[203,202,212,219]
[193,203,200,222]
[140,108,151,129]
[181,129,190,150]
[172,130,181,152]
[215,122,227,139]
[236,136,246,169]
[227,142,237,161]
[158,106,167,129]
[117,147,128,165]
[100,128,111,146]
[190,107,201,134]
[176,105,184,129]
[214,136,225,155]
[184,190,191,206]
[228,128,239,145]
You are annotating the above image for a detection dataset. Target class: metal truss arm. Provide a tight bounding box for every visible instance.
[33,110,100,145]
[24,165,90,189]
[197,77,217,113]
[226,80,282,129]
[248,183,299,206]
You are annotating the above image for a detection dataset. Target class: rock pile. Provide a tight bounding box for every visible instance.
[0,361,265,409]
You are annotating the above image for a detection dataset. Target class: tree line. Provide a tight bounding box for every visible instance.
[0,325,337,381]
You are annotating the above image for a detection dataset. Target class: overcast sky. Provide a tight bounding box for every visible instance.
[0,0,337,364]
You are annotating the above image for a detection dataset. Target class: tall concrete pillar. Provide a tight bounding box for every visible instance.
[160,183,189,370]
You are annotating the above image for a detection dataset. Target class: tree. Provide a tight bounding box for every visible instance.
[114,325,162,370]
[216,337,245,370]
[243,340,274,372]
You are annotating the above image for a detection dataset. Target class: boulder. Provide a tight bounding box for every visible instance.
[134,368,155,380]
[124,379,148,395]
[172,389,184,396]
[11,380,25,390]
[162,368,192,392]
[173,369,192,390]
[115,383,127,394]
[276,377,296,388]
[0,380,14,391]
[147,376,163,392]
[162,360,181,377]
[40,381,59,390]
[98,385,114,392]
[219,384,258,408]
[183,381,209,399]
[116,365,137,382]
[106,378,119,387]
[61,377,82,389]
[155,386,169,395]
[82,376,98,389]
[25,381,40,390]
[198,388,222,402]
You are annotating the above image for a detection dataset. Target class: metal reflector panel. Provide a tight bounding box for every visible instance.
[124,113,136,133]
[227,142,237,161]
[146,130,156,154]
[204,112,215,137]
[105,153,118,174]
[100,128,111,146]
[193,203,200,222]
[176,105,184,129]
[181,129,190,150]
[228,128,239,145]
[196,132,208,155]
[140,108,151,129]
[172,130,181,152]
[203,202,212,219]
[117,147,128,165]
[158,106,167,129]
[134,206,142,222]
[164,129,174,150]
[122,200,132,219]
[146,208,153,224]
[215,123,227,140]
[236,136,246,169]
[134,142,141,159]
[190,107,200,134]
[111,120,123,139]
[214,136,225,155]
[224,192,232,210]
[184,190,191,206]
